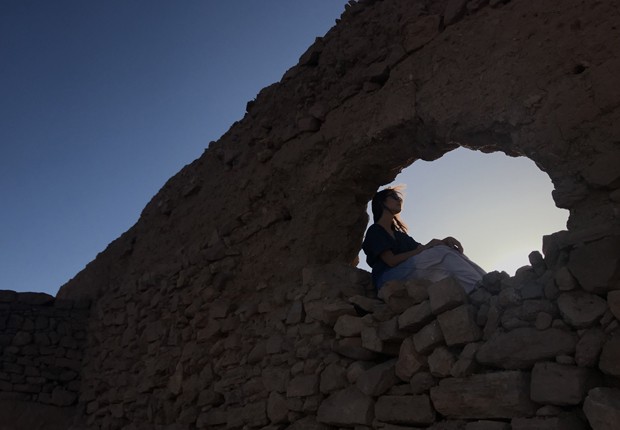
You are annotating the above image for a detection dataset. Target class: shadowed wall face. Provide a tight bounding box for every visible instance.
[39,0,620,427]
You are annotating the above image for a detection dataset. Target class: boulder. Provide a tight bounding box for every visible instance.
[437,305,482,346]
[413,320,445,354]
[375,394,436,426]
[356,359,399,397]
[599,334,620,377]
[430,371,536,419]
[316,387,374,426]
[530,362,601,406]
[429,277,468,314]
[567,237,620,294]
[557,292,607,328]
[583,387,620,430]
[476,328,576,369]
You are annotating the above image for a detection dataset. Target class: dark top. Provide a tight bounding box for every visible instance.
[362,223,421,288]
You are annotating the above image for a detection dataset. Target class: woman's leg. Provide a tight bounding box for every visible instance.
[379,245,486,293]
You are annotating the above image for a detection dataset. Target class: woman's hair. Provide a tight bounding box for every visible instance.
[371,186,408,233]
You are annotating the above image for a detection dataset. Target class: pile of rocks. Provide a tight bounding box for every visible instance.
[0,290,89,407]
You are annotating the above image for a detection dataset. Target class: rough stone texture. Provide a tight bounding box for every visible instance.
[511,414,588,430]
[375,394,436,426]
[356,360,399,397]
[395,337,426,381]
[599,334,620,377]
[430,371,536,419]
[530,362,600,406]
[576,327,606,367]
[476,328,576,369]
[398,300,434,331]
[5,0,620,427]
[429,277,468,314]
[583,387,620,430]
[316,386,374,426]
[437,304,482,346]
[557,291,608,328]
[413,320,445,354]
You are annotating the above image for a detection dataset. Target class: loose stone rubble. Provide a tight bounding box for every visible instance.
[2,0,619,428]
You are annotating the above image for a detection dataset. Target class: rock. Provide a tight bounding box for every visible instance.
[599,334,620,376]
[334,315,364,337]
[378,316,407,342]
[511,414,588,430]
[444,0,468,25]
[406,279,431,304]
[607,291,620,320]
[319,363,347,394]
[398,300,434,331]
[476,328,577,369]
[575,327,606,367]
[356,359,399,396]
[346,361,373,384]
[429,277,468,314]
[530,362,601,405]
[410,371,437,394]
[451,343,480,377]
[437,305,482,346]
[374,394,436,426]
[567,237,620,294]
[428,347,456,377]
[583,387,620,430]
[395,337,427,381]
[287,375,319,397]
[413,320,445,354]
[17,292,54,306]
[50,387,77,406]
[381,281,418,313]
[430,371,536,419]
[403,15,441,52]
[555,267,578,291]
[465,421,510,430]
[286,416,330,430]
[361,326,383,352]
[267,391,288,423]
[334,337,378,361]
[316,387,374,426]
[557,292,607,328]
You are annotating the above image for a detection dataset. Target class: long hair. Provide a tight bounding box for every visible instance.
[371,186,408,233]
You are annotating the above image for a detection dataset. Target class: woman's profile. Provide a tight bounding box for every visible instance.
[362,186,486,297]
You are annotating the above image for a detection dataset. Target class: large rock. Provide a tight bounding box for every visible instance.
[374,394,436,426]
[437,305,481,346]
[476,328,576,369]
[511,414,588,430]
[398,300,434,331]
[557,291,608,328]
[530,362,601,406]
[583,387,620,430]
[430,371,536,419]
[429,277,468,314]
[316,387,374,426]
[567,237,620,294]
[356,359,399,397]
[395,337,427,381]
[413,320,445,354]
[599,334,620,376]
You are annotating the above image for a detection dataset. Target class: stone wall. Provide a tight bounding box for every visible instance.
[4,0,618,428]
[0,291,89,408]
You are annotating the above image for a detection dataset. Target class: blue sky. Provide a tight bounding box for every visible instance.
[0,1,567,295]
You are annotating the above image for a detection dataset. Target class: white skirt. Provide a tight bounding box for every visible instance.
[378,245,486,294]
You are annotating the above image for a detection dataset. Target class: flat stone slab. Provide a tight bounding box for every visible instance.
[375,394,436,426]
[430,371,536,419]
[476,328,576,369]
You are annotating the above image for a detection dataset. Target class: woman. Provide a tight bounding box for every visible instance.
[362,187,486,296]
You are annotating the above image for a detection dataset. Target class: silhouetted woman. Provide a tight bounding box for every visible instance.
[362,187,486,296]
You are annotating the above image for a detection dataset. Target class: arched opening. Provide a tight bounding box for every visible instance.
[357,147,569,276]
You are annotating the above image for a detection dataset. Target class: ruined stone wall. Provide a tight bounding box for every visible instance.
[9,0,617,428]
[0,290,89,428]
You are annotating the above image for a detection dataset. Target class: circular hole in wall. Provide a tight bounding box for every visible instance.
[357,147,569,276]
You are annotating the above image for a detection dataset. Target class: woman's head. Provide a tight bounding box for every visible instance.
[371,186,408,232]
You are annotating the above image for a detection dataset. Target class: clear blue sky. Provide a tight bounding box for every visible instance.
[0,1,567,295]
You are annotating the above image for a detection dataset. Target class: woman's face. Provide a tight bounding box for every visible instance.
[384,192,402,214]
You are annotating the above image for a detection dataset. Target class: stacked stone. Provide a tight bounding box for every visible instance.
[309,242,620,430]
[0,290,89,407]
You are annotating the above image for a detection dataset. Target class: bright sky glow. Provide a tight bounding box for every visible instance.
[1,1,567,295]
[358,148,569,276]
